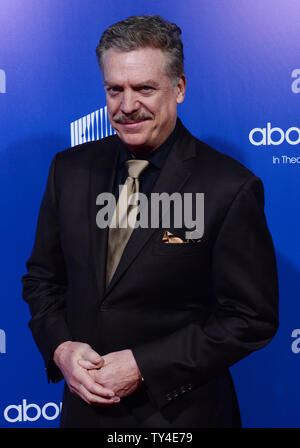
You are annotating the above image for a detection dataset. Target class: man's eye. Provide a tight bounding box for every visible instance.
[107,87,121,95]
[140,86,153,93]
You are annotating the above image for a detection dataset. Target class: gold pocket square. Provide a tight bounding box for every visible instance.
[162,231,201,244]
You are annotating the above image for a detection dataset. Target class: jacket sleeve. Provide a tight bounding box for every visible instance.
[132,176,279,410]
[21,154,73,383]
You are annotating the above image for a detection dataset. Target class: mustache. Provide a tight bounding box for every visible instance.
[113,111,153,124]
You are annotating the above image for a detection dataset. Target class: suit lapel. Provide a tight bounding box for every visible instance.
[102,123,197,300]
[89,138,120,301]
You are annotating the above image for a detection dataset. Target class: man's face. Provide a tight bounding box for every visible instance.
[102,47,186,154]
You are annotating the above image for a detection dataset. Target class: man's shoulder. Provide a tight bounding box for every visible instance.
[182,125,256,186]
[183,131,265,212]
[55,134,120,165]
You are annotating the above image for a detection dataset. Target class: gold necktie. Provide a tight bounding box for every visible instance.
[106,159,149,287]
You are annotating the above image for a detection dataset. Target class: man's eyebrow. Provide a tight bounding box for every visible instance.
[134,80,160,88]
[104,80,160,88]
[104,80,118,86]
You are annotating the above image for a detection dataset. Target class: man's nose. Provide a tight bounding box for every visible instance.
[120,90,139,114]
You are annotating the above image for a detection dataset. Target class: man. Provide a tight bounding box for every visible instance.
[22,15,278,428]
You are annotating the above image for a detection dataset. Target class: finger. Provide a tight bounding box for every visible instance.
[79,371,115,398]
[77,359,104,369]
[82,347,103,366]
[78,384,121,406]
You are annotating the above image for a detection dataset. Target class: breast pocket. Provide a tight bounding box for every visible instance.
[152,240,204,256]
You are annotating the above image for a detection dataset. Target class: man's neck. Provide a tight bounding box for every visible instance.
[125,122,178,159]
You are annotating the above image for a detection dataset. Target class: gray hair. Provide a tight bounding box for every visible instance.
[96,15,184,82]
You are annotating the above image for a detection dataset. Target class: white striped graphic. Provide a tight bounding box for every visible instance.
[70,106,116,147]
[0,329,6,354]
[0,69,6,94]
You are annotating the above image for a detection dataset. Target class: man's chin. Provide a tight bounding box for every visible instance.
[117,132,151,150]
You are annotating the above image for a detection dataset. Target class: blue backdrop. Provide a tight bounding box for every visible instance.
[1,0,299,427]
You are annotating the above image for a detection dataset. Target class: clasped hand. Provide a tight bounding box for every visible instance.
[53,341,143,406]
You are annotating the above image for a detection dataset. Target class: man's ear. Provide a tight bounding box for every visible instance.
[176,74,187,104]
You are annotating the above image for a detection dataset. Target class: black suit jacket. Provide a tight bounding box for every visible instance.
[22,120,279,427]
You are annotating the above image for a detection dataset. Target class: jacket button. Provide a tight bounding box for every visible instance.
[187,383,192,390]
[166,394,172,401]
